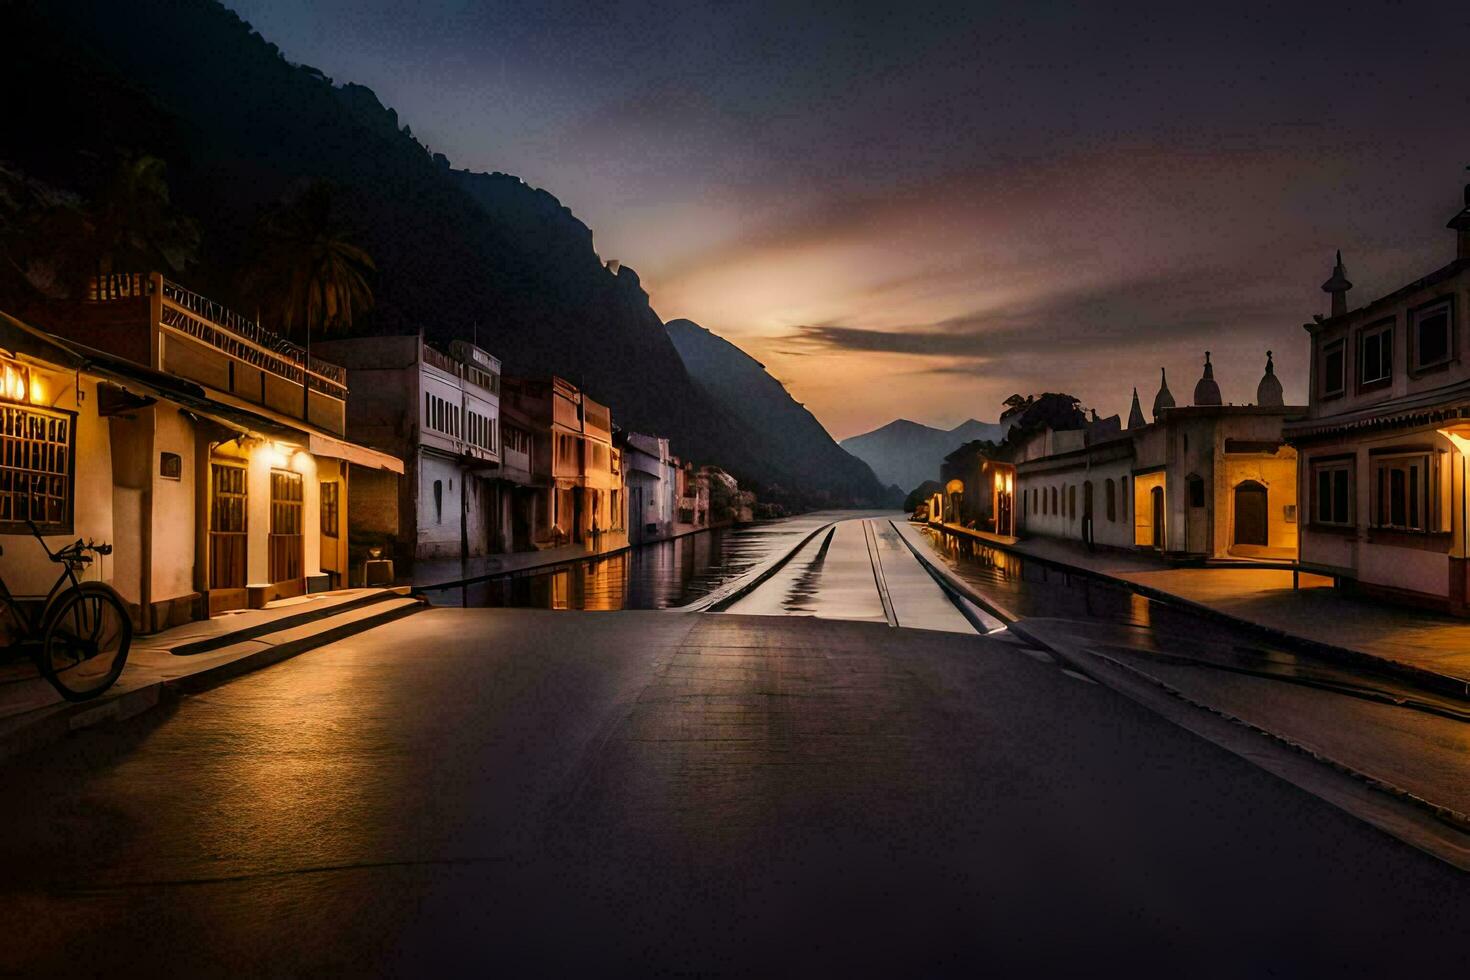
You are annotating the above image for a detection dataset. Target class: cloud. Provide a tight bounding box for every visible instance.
[786,269,1301,362]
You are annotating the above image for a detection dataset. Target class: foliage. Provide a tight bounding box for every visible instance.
[241,180,375,340]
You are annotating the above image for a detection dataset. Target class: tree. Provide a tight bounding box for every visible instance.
[242,180,374,340]
[90,154,200,279]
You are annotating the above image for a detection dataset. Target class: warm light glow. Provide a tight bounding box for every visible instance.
[994,472,1004,491]
[0,361,28,403]
[28,374,45,405]
[1441,428,1470,457]
[1004,473,1013,493]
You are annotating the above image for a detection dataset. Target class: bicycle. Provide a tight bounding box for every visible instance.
[0,521,132,701]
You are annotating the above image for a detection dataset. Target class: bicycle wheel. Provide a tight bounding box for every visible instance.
[38,582,132,701]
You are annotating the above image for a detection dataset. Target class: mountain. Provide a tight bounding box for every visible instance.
[0,0,868,508]
[840,418,1006,492]
[665,319,890,507]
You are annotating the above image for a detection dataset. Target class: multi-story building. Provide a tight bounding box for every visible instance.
[502,375,621,546]
[1284,178,1470,614]
[619,431,678,544]
[312,335,507,564]
[10,273,402,626]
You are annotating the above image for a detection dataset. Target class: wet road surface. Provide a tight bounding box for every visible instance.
[912,524,1470,818]
[1,609,1466,975]
[725,517,978,633]
[417,513,844,610]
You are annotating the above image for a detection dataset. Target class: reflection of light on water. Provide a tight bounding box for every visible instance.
[1130,592,1152,628]
[422,520,822,611]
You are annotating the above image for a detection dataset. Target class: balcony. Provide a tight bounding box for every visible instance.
[89,273,349,435]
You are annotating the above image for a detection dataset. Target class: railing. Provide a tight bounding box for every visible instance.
[88,272,152,301]
[158,279,348,399]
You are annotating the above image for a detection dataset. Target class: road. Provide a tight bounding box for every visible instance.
[907,522,1470,821]
[1,605,1466,975]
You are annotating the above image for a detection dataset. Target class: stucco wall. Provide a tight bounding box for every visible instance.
[150,405,197,602]
[1,371,116,598]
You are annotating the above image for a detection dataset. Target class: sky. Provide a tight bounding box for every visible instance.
[225,0,1470,440]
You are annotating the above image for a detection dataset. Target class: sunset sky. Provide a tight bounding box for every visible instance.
[226,0,1469,440]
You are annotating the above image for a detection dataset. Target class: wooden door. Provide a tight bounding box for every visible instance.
[209,462,247,591]
[1234,481,1268,546]
[269,469,303,583]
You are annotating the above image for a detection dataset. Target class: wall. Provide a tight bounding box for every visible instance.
[1298,424,1462,601]
[150,404,197,602]
[1,371,117,599]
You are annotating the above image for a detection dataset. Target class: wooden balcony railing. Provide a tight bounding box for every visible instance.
[88,274,348,401]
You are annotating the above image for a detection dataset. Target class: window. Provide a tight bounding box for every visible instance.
[1050,486,1058,515]
[1321,339,1345,397]
[268,470,304,583]
[1358,321,1392,387]
[1311,459,1352,526]
[0,403,74,533]
[1411,300,1453,371]
[320,480,339,538]
[160,452,182,480]
[1187,474,1205,508]
[1068,484,1076,521]
[1105,479,1116,522]
[1370,453,1438,532]
[433,479,444,524]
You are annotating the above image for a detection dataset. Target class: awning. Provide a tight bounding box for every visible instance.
[308,432,405,474]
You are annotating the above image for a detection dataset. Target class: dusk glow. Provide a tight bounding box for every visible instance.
[230,0,1468,437]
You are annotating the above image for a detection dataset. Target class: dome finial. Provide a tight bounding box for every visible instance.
[1257,349,1284,406]
[1193,351,1222,406]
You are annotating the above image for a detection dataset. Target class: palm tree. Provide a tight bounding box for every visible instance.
[244,180,375,341]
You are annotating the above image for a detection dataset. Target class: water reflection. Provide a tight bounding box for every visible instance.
[419,522,809,611]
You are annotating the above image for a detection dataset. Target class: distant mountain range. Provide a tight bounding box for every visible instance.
[840,418,1006,493]
[0,0,877,510]
[666,320,889,506]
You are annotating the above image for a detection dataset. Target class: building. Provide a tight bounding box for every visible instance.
[501,375,622,547]
[939,439,1017,537]
[619,430,678,545]
[313,335,509,565]
[1011,355,1301,559]
[1284,178,1470,614]
[6,273,401,628]
[675,461,709,532]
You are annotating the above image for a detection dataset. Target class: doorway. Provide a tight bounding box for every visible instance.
[1234,481,1268,546]
[1150,486,1165,550]
[268,469,304,583]
[209,462,248,608]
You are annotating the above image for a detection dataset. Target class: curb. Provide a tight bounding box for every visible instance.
[1005,618,1470,870]
[0,597,425,763]
[930,522,1470,702]
[893,531,1470,868]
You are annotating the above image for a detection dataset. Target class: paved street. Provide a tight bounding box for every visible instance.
[1,607,1466,975]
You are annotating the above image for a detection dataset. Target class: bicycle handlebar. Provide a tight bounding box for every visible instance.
[24,519,113,562]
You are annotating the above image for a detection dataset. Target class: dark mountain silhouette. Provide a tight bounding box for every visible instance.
[841,418,1005,492]
[0,0,871,507]
[665,319,889,507]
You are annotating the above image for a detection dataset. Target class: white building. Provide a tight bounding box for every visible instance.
[314,335,507,564]
[620,431,678,544]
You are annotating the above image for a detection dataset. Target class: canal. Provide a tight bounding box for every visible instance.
[416,513,844,611]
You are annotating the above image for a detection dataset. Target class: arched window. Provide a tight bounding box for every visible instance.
[1068,484,1077,520]
[1105,479,1117,521]
[1050,486,1058,514]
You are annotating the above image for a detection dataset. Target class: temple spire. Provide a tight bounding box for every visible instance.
[1321,250,1352,317]
[1256,349,1284,407]
[1127,387,1146,429]
[1193,351,1221,406]
[1151,367,1175,420]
